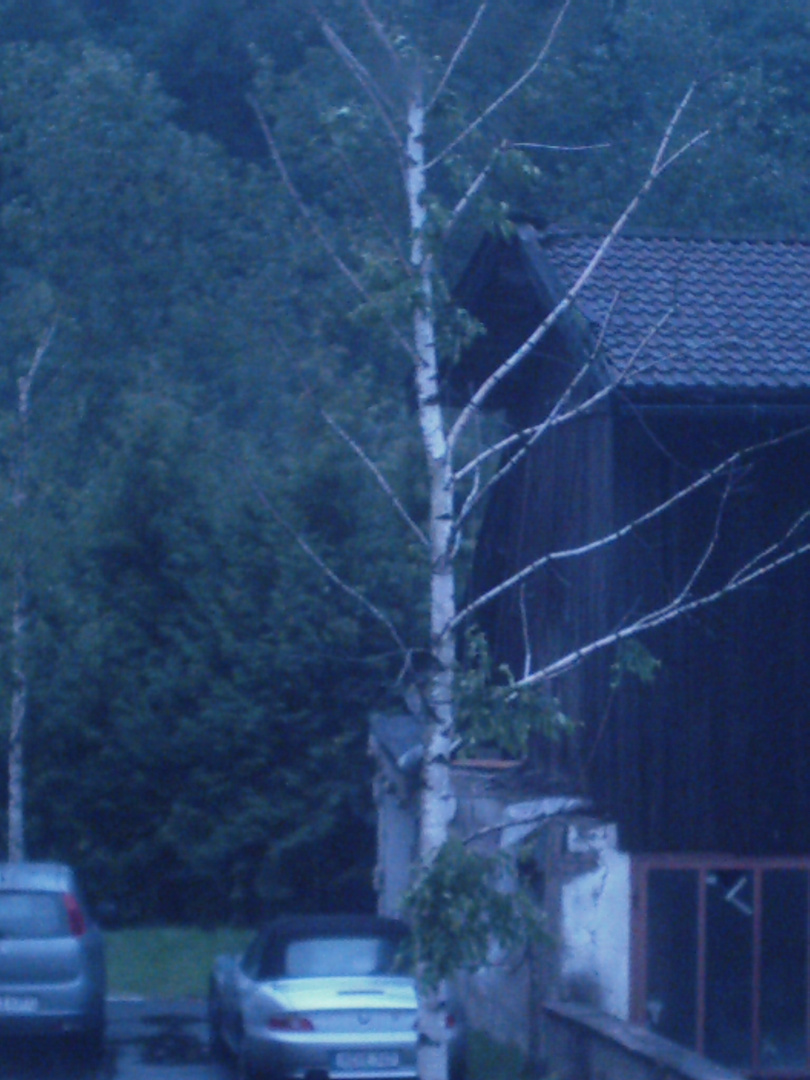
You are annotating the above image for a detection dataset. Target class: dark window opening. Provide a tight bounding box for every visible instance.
[633,857,810,1078]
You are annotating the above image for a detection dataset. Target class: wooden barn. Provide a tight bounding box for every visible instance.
[453,226,810,1077]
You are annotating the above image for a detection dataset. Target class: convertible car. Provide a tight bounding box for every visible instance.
[209,914,442,1080]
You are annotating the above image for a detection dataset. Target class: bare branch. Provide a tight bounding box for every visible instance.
[650,83,700,176]
[454,293,614,485]
[450,429,808,633]
[355,0,402,71]
[319,18,405,156]
[453,294,624,531]
[321,409,429,547]
[428,2,489,113]
[241,458,412,660]
[461,798,586,845]
[448,84,707,451]
[443,142,505,240]
[444,136,611,240]
[728,504,810,587]
[455,302,671,528]
[248,96,419,366]
[515,512,810,689]
[512,141,611,153]
[331,141,412,275]
[18,324,55,421]
[665,470,735,608]
[427,0,574,170]
[13,324,56,514]
[518,584,532,681]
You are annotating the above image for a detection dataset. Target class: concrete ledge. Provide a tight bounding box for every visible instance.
[543,1002,745,1080]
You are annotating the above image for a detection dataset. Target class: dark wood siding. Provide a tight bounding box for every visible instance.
[471,403,810,854]
[600,409,810,854]
[468,403,615,787]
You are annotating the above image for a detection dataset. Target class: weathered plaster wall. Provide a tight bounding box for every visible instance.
[371,751,635,1063]
[559,821,631,1019]
[450,775,588,1056]
[374,793,418,918]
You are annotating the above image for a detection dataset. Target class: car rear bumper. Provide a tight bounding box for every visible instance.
[0,985,104,1037]
[0,1010,103,1037]
[244,1032,418,1080]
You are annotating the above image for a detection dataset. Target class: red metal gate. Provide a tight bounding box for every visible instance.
[631,855,810,1078]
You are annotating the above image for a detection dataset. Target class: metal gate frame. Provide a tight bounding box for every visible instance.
[631,854,810,1078]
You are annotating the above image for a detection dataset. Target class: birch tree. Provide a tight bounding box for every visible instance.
[7,328,52,862]
[250,5,810,1079]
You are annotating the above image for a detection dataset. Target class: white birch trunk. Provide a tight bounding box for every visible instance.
[6,337,47,863]
[406,75,457,1080]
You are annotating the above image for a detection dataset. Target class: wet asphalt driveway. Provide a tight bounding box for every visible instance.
[0,998,226,1080]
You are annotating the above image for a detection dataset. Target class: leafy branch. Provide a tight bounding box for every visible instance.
[402,838,545,989]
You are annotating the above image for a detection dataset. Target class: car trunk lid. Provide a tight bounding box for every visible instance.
[266,976,417,1032]
[0,892,83,986]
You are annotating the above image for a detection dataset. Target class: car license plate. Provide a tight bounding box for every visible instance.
[0,995,38,1014]
[335,1050,399,1070]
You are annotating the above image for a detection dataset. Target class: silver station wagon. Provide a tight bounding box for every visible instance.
[0,862,106,1058]
[209,915,430,1080]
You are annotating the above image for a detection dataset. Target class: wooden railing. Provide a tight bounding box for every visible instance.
[543,1002,746,1080]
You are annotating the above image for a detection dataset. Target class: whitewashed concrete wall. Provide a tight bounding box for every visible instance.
[372,754,635,1060]
[452,794,586,1057]
[559,821,631,1019]
[374,786,418,918]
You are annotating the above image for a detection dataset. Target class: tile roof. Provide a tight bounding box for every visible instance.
[530,228,810,395]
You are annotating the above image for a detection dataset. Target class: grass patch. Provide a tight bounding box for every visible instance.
[106,927,252,999]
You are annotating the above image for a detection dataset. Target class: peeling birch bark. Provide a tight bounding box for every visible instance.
[7,329,51,862]
[407,76,458,1080]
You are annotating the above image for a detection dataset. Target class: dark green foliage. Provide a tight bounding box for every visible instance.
[19,394,394,923]
[456,630,569,760]
[0,29,424,923]
[609,639,661,691]
[0,0,807,929]
[507,0,810,233]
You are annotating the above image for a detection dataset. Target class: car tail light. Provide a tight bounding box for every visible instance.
[268,1015,315,1032]
[412,1014,457,1030]
[63,893,86,937]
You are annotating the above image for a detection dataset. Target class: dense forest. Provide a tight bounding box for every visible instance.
[1,0,809,924]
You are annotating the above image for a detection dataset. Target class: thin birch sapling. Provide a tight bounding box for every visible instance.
[8,326,54,863]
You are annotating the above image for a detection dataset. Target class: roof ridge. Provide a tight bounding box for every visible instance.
[525,226,810,394]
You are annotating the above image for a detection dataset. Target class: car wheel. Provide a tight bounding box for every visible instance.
[70,1022,105,1067]
[207,982,229,1060]
[450,1052,467,1080]
[237,1040,259,1080]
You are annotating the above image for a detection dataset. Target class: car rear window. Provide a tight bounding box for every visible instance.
[0,892,69,939]
[284,936,402,978]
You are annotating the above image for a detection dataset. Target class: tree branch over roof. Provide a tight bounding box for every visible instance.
[451,425,810,634]
[454,301,671,531]
[448,83,708,452]
[515,510,810,689]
